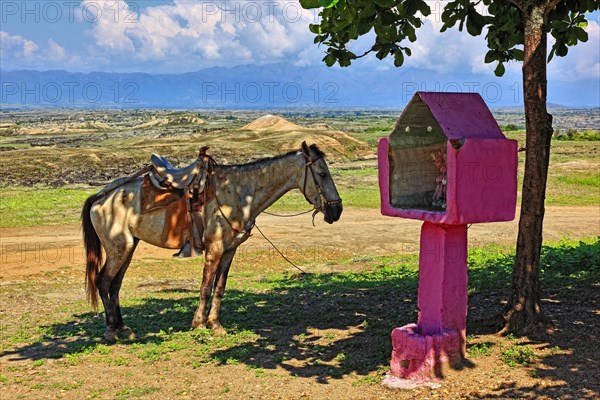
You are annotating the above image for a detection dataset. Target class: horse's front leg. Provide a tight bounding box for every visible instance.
[192,242,222,329]
[207,248,237,335]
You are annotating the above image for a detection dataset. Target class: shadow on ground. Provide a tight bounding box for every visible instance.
[2,240,598,397]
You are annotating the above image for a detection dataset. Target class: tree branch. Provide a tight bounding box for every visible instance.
[354,49,373,59]
[544,0,563,13]
[507,0,528,12]
[509,0,562,14]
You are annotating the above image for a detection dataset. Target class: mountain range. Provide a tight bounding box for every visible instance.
[1,64,598,109]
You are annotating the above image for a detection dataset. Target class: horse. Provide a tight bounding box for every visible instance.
[81,142,343,342]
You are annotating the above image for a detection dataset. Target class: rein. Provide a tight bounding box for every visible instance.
[262,208,315,217]
[302,154,343,211]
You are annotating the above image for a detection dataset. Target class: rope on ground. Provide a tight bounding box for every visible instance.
[254,223,307,275]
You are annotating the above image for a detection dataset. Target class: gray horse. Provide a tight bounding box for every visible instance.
[82,142,343,341]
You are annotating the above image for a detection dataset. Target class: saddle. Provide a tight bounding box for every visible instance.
[144,147,215,258]
[149,155,202,189]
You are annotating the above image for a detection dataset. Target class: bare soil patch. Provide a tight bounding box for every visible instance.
[1,206,597,280]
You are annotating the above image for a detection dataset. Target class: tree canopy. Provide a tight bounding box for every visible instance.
[300,0,597,75]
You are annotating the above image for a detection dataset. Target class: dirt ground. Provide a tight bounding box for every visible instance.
[0,206,598,400]
[1,206,598,280]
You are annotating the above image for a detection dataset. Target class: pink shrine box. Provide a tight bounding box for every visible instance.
[378,92,518,225]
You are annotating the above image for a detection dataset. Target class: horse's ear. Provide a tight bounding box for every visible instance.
[301,141,310,156]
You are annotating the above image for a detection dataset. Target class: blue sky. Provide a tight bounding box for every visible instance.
[1,1,599,92]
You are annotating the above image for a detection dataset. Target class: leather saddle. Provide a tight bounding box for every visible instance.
[150,155,202,189]
[145,147,215,258]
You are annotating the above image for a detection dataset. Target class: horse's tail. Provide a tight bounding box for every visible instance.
[82,194,102,310]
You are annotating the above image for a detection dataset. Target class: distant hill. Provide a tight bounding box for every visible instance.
[233,114,373,160]
[1,65,598,108]
[241,115,301,131]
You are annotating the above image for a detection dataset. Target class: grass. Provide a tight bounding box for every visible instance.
[468,341,494,357]
[555,173,600,188]
[501,344,536,367]
[1,238,597,384]
[114,386,160,399]
[0,187,94,227]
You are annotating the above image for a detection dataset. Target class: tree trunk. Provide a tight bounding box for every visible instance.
[501,5,554,335]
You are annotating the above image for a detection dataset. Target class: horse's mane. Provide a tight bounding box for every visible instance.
[219,144,325,171]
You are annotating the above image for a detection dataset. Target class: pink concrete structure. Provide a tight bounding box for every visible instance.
[379,92,517,387]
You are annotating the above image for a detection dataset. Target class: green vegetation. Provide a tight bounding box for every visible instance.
[502,124,522,131]
[0,187,94,227]
[555,173,600,187]
[501,345,536,367]
[114,386,160,399]
[554,129,600,141]
[468,341,494,357]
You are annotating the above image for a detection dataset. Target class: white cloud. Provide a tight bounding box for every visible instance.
[0,31,39,60]
[81,0,319,70]
[47,39,67,61]
[3,0,598,80]
[0,31,79,70]
[548,20,600,82]
[392,6,599,81]
[400,19,491,74]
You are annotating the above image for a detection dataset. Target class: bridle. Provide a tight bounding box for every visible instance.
[302,153,343,213]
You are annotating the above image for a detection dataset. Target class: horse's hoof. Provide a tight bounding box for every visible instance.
[117,326,136,340]
[103,330,118,343]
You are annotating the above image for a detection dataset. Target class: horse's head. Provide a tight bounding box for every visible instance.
[300,141,343,224]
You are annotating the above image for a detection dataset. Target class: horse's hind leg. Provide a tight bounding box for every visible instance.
[96,237,137,342]
[109,238,139,340]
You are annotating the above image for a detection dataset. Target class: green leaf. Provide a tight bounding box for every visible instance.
[300,0,320,9]
[576,20,588,29]
[375,48,390,59]
[406,25,417,42]
[300,0,340,9]
[394,51,404,67]
[416,0,431,16]
[339,58,352,67]
[512,48,524,61]
[556,41,568,57]
[309,24,322,34]
[574,27,588,42]
[484,50,496,64]
[321,0,340,8]
[323,54,336,67]
[375,0,395,7]
[494,62,505,77]
[466,12,485,36]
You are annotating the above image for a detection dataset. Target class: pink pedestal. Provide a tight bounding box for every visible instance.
[378,93,518,387]
[388,222,468,381]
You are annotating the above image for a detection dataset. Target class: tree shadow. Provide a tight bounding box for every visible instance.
[2,240,598,393]
[469,239,600,398]
[484,275,599,399]
[2,270,421,382]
